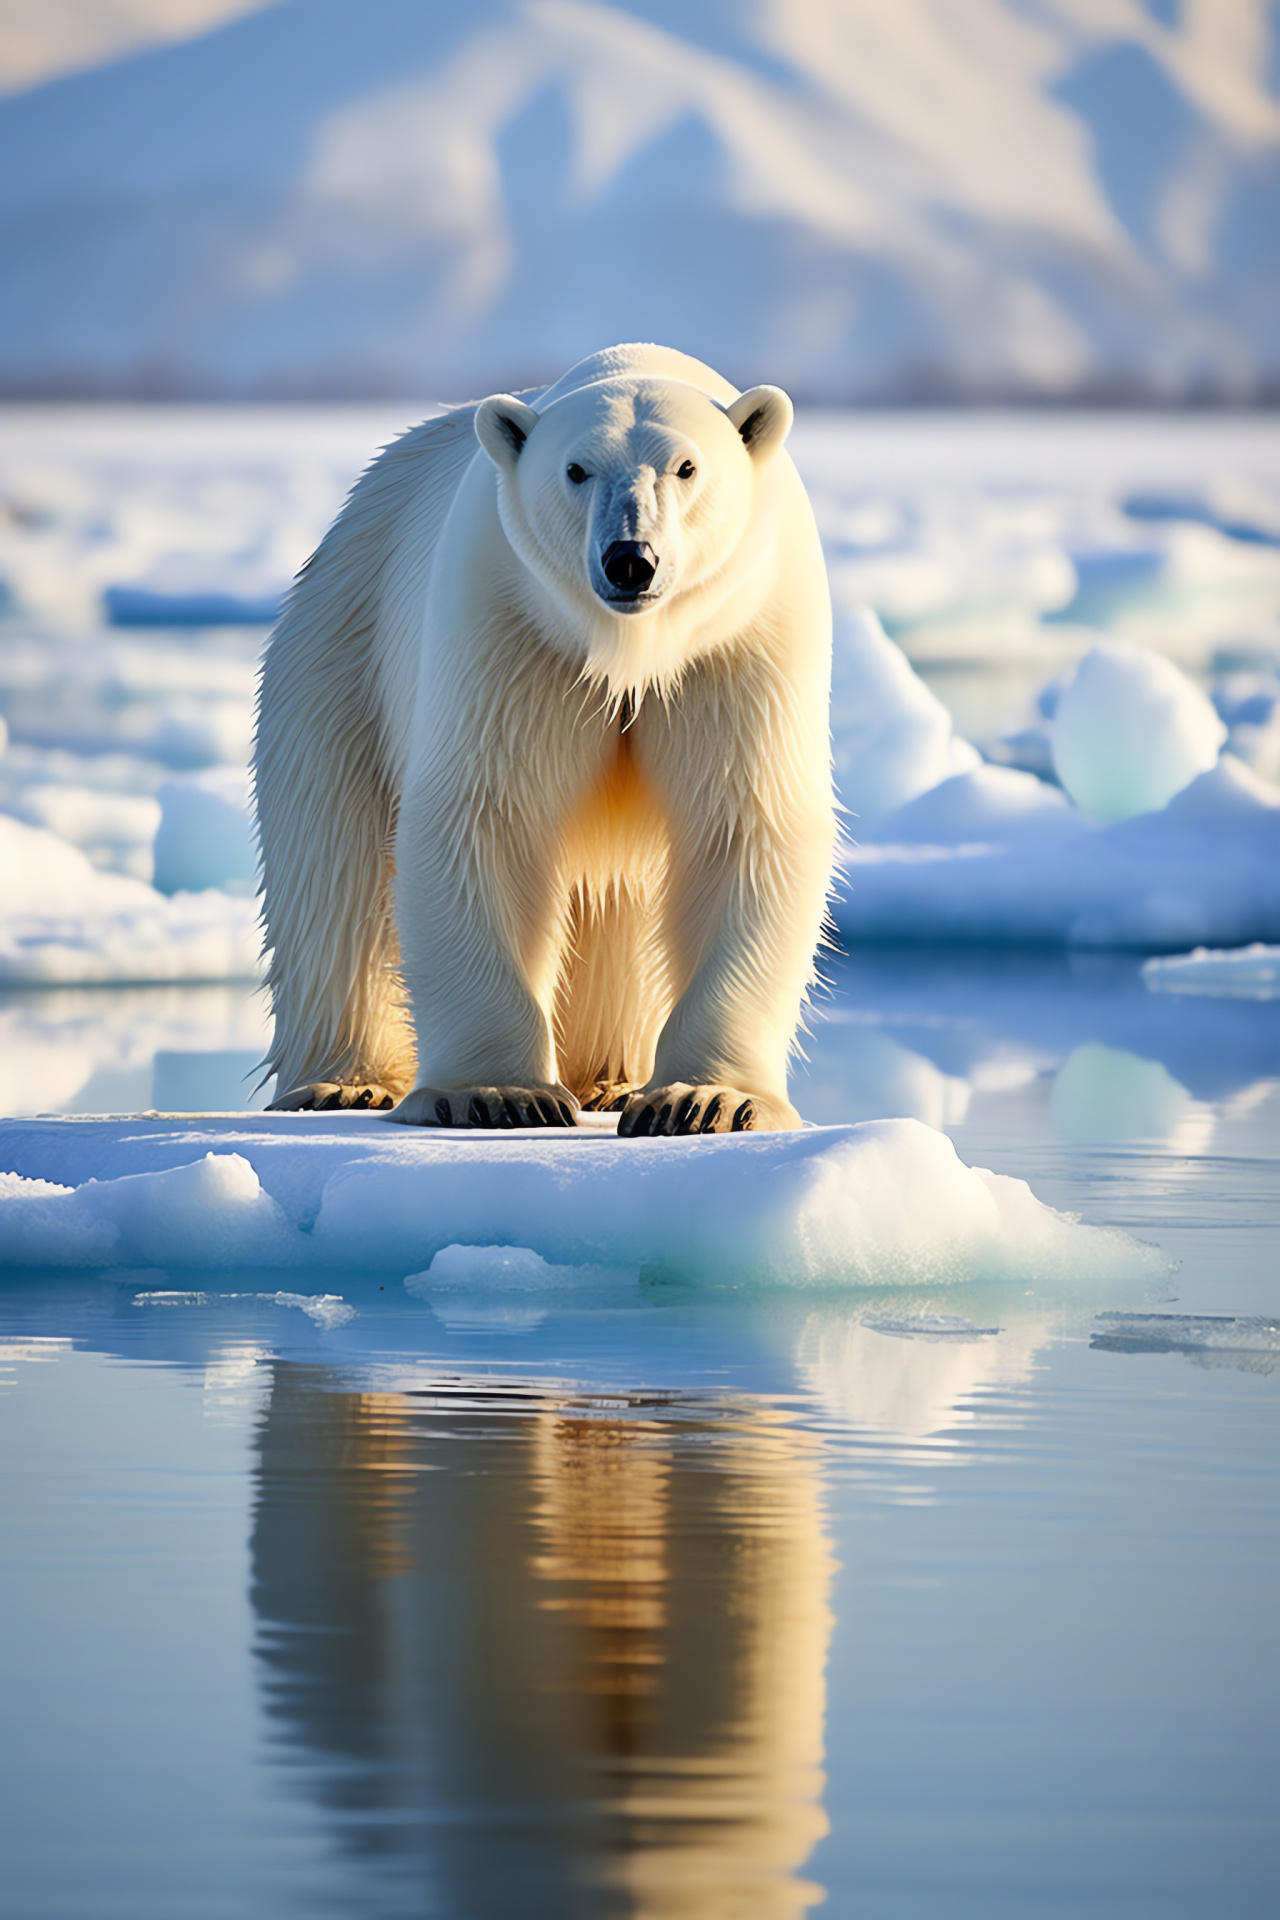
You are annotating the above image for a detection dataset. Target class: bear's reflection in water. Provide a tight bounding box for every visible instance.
[252,1371,834,1918]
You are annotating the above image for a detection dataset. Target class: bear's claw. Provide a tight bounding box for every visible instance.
[616,1083,798,1136]
[269,1082,395,1112]
[390,1085,580,1128]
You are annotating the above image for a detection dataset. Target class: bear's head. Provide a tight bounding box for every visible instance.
[474,375,793,698]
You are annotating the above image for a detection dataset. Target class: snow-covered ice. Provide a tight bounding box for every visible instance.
[0,1113,1167,1289]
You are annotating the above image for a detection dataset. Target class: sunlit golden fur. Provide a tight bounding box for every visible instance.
[253,344,835,1122]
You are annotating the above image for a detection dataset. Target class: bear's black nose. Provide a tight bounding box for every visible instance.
[601,541,658,596]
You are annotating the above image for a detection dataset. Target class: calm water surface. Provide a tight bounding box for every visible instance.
[2,949,1277,1918]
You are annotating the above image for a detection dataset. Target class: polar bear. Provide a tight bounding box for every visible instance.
[254,343,835,1134]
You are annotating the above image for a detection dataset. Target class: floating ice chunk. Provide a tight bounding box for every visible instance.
[132,1287,354,1327]
[830,607,979,823]
[861,1313,999,1339]
[1141,942,1280,999]
[1051,642,1226,822]
[1092,1313,1280,1369]
[266,1290,355,1327]
[407,1243,636,1331]
[797,1029,971,1130]
[406,1244,636,1295]
[152,768,256,895]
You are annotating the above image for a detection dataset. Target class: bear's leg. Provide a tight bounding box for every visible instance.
[611,835,807,1136]
[554,874,670,1109]
[388,763,584,1129]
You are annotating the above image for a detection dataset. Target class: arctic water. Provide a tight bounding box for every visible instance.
[1,946,1277,1920]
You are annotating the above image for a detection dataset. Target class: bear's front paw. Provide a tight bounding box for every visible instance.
[269,1082,396,1112]
[390,1084,580,1129]
[616,1084,800,1137]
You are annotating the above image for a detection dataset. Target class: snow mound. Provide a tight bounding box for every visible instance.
[839,755,1280,951]
[831,607,979,824]
[0,1113,1169,1288]
[1141,943,1280,999]
[0,812,260,984]
[1051,642,1226,821]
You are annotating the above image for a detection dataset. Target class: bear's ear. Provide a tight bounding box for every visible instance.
[475,395,541,471]
[726,385,793,462]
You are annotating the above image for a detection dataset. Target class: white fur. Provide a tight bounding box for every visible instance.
[254,344,835,1124]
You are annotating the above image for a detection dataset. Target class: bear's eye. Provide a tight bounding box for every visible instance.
[566,462,588,485]
[676,459,696,480]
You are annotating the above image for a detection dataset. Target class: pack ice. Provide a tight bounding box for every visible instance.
[0,1113,1167,1290]
[835,631,1280,952]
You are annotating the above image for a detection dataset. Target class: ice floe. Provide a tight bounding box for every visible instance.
[133,1288,356,1328]
[1142,944,1280,999]
[0,1113,1169,1289]
[1092,1313,1280,1374]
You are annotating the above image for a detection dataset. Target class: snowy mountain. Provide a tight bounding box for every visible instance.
[1,0,1278,401]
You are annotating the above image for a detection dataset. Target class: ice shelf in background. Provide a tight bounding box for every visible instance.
[0,1113,1169,1288]
[838,756,1280,951]
[1142,944,1280,999]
